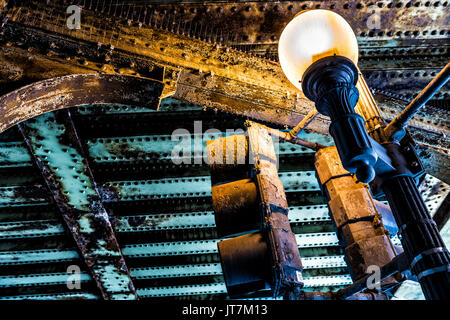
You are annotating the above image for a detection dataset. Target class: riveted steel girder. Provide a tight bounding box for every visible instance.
[419,174,450,221]
[17,110,138,300]
[0,171,322,206]
[0,232,340,266]
[0,130,333,168]
[112,0,450,99]
[0,1,446,132]
[0,256,347,288]
[434,193,450,232]
[0,205,331,239]
[0,274,353,299]
[0,1,447,183]
[0,256,346,288]
[0,292,99,300]
[109,1,447,51]
[136,274,353,298]
[1,267,348,289]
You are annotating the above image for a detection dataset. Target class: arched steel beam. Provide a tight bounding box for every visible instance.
[0,73,165,133]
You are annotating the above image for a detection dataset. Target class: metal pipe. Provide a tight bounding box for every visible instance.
[288,107,319,137]
[255,122,325,151]
[384,63,450,140]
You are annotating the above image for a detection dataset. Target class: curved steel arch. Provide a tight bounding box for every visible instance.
[0,73,165,133]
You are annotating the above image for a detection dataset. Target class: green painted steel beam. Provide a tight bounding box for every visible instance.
[0,273,352,300]
[18,110,138,300]
[0,171,321,206]
[0,249,80,265]
[0,205,330,239]
[86,133,320,164]
[136,275,353,298]
[130,256,346,280]
[0,292,99,300]
[86,133,222,164]
[0,219,65,239]
[120,233,338,258]
[0,273,350,291]
[0,255,346,288]
[0,272,92,288]
[0,186,48,206]
[103,171,320,202]
[0,130,333,168]
[0,142,32,167]
[0,232,339,266]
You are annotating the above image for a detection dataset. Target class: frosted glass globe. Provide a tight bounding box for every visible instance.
[278,10,359,91]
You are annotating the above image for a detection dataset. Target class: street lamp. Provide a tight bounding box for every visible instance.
[278,9,358,91]
[278,9,450,300]
[279,9,377,183]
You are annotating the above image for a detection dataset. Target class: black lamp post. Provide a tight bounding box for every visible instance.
[302,55,377,183]
[278,9,449,299]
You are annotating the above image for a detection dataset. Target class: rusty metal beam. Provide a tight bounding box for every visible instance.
[0,73,164,133]
[0,2,446,134]
[0,1,447,182]
[0,63,446,182]
[87,0,449,99]
[63,1,449,53]
[17,109,138,300]
[363,68,449,100]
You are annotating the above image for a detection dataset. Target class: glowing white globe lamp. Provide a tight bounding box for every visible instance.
[278,9,359,91]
